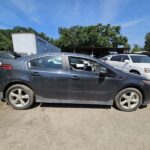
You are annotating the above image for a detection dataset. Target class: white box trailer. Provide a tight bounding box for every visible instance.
[12,33,61,55]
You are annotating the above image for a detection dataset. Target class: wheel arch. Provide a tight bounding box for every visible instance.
[115,85,145,103]
[3,81,34,99]
[129,69,141,75]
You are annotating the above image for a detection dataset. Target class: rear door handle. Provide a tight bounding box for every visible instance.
[70,75,79,80]
[31,72,40,76]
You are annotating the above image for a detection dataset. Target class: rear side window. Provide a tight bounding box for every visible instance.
[28,56,62,70]
[122,55,129,62]
[110,55,122,62]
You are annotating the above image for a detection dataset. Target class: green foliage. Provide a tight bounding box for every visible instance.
[132,44,142,52]
[0,32,13,51]
[56,24,129,50]
[144,32,150,51]
[0,24,129,52]
[0,26,53,51]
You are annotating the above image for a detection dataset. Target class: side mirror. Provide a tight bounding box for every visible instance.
[99,67,108,77]
[124,60,130,64]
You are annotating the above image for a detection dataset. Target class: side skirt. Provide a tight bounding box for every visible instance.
[36,96,113,106]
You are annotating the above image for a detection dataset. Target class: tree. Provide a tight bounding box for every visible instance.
[132,44,142,53]
[56,24,129,51]
[0,26,54,51]
[0,32,13,51]
[0,24,129,52]
[144,32,150,51]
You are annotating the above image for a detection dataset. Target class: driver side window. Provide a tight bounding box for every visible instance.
[69,57,100,73]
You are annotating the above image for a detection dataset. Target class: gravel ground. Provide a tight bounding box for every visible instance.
[0,101,150,150]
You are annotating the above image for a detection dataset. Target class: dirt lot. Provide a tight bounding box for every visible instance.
[0,101,150,150]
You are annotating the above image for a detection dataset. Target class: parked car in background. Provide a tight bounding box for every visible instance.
[101,55,112,62]
[0,51,14,65]
[0,51,20,59]
[101,54,150,80]
[0,53,150,112]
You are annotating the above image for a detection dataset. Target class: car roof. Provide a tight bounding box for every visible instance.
[107,54,147,57]
[17,52,98,61]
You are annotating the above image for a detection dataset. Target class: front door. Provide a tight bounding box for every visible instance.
[66,56,117,104]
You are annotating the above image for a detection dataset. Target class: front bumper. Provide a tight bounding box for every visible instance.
[142,73,150,80]
[142,84,150,105]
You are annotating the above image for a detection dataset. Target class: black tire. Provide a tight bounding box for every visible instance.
[130,70,140,75]
[6,84,34,110]
[114,88,142,112]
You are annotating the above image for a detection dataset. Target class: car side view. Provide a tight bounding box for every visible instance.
[0,53,150,112]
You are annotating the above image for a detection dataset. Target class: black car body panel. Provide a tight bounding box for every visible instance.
[0,52,150,106]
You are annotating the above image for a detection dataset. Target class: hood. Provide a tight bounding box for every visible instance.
[133,63,150,68]
[113,67,146,80]
[124,72,146,80]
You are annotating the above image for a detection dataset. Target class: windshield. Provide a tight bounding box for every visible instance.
[130,55,150,63]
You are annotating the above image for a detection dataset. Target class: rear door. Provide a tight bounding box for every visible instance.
[109,55,124,69]
[27,55,68,101]
[121,55,131,72]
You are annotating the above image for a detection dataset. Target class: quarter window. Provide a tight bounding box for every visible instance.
[29,56,62,69]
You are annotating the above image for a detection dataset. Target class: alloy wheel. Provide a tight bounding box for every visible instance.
[119,91,140,110]
[9,88,29,108]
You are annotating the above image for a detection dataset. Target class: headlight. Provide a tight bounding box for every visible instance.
[143,80,150,85]
[144,68,150,73]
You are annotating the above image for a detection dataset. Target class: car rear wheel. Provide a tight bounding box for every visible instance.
[6,84,34,110]
[115,88,142,112]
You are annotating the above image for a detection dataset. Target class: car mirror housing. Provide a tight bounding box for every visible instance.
[99,67,108,77]
[124,60,130,63]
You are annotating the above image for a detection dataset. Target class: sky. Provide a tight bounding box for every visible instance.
[0,0,150,47]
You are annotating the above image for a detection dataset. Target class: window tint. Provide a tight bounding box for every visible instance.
[69,57,100,73]
[101,57,108,61]
[122,55,129,62]
[29,56,62,69]
[130,55,150,63]
[110,55,122,62]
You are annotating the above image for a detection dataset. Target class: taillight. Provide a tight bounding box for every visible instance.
[0,64,13,70]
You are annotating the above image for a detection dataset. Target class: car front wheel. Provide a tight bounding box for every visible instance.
[115,88,142,112]
[6,84,34,110]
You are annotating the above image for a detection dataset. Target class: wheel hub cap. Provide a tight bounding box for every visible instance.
[120,91,140,110]
[9,88,29,108]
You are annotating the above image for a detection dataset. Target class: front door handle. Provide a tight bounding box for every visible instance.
[70,75,79,80]
[31,72,40,76]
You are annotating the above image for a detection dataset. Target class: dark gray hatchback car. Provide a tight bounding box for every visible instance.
[0,52,150,112]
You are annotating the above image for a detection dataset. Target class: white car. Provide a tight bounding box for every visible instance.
[101,54,150,80]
